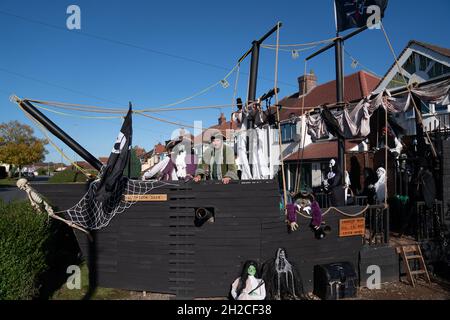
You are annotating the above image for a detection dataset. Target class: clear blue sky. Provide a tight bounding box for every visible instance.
[1,0,449,163]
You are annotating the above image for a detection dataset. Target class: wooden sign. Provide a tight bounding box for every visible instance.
[339,218,365,237]
[123,194,168,202]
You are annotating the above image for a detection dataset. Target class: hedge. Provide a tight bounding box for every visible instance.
[0,199,81,299]
[0,200,51,299]
[48,169,88,183]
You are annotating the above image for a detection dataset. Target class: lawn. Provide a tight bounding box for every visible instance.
[0,178,16,186]
[51,263,132,300]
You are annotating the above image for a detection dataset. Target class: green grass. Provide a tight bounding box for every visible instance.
[0,178,16,186]
[51,263,132,300]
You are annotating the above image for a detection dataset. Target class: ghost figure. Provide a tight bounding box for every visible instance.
[372,167,386,203]
[262,248,306,300]
[230,261,266,300]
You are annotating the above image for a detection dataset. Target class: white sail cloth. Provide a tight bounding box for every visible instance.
[306,78,450,140]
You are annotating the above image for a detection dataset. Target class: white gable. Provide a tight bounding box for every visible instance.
[374,42,450,94]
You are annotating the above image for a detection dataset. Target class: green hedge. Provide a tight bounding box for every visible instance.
[0,200,51,300]
[48,169,87,183]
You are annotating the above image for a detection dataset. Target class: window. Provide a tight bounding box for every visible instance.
[273,128,279,143]
[387,72,409,89]
[420,101,431,114]
[427,62,450,79]
[434,104,449,113]
[281,123,296,144]
[403,53,417,75]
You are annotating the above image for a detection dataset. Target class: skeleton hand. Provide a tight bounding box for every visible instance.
[290,222,299,232]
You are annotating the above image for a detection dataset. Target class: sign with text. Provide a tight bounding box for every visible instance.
[123,194,168,202]
[339,218,365,237]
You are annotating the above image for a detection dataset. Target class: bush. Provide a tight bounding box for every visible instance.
[37,168,48,176]
[0,200,51,299]
[48,169,87,183]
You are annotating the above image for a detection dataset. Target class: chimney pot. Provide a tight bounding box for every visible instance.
[298,72,317,96]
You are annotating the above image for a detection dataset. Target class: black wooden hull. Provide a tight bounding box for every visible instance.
[34,180,364,298]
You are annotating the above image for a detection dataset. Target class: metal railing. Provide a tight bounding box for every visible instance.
[363,205,390,245]
[416,201,445,242]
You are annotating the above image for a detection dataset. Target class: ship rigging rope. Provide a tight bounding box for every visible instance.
[261,45,319,53]
[296,204,372,219]
[273,22,289,217]
[16,102,92,178]
[22,61,241,115]
[294,59,309,194]
[380,21,437,159]
[26,99,235,113]
[262,37,338,48]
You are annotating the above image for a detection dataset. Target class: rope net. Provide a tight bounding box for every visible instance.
[64,173,177,230]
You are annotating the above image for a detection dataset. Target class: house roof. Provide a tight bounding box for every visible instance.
[74,161,95,169]
[98,157,109,164]
[284,141,360,161]
[195,120,239,143]
[134,147,146,158]
[375,40,450,92]
[154,144,166,155]
[278,71,380,120]
[410,40,450,58]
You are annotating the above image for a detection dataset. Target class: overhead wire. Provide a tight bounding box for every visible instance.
[0,10,297,89]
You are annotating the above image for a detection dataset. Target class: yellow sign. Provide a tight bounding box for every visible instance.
[339,218,365,237]
[123,194,168,202]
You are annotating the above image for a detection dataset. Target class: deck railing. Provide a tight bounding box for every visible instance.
[416,201,445,242]
[363,205,390,245]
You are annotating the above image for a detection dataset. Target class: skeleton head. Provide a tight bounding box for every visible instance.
[329,159,336,169]
[16,178,29,190]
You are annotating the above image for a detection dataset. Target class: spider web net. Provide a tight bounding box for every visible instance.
[64,178,178,230]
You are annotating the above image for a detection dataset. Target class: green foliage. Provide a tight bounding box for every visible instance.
[0,121,48,170]
[36,168,48,176]
[48,169,87,183]
[123,147,142,179]
[0,200,51,299]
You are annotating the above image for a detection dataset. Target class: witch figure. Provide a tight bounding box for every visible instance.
[230,260,266,300]
[262,248,306,300]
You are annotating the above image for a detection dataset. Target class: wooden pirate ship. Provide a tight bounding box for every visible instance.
[15,17,450,299]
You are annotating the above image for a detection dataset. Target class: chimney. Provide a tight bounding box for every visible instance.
[218,113,226,126]
[298,70,317,96]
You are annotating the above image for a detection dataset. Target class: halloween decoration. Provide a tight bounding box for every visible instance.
[230,260,266,300]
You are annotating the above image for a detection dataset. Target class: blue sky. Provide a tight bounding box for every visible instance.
[1,0,449,163]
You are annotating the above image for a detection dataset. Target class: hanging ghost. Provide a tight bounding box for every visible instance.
[370,167,386,203]
[262,248,306,300]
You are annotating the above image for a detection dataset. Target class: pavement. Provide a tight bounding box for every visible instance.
[0,176,49,203]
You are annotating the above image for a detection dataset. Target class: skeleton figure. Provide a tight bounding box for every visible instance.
[17,178,51,213]
[262,248,306,300]
[16,178,91,237]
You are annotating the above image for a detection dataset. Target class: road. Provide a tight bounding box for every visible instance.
[0,176,50,203]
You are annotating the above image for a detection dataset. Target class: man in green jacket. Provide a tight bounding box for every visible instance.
[194,132,238,185]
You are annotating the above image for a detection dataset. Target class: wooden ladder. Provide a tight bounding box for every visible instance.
[399,244,431,288]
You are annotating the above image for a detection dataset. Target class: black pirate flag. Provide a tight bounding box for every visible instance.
[335,0,388,32]
[95,106,133,203]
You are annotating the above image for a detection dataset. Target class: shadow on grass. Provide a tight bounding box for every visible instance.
[36,221,82,300]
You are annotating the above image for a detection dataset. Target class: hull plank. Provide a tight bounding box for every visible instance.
[34,180,363,298]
